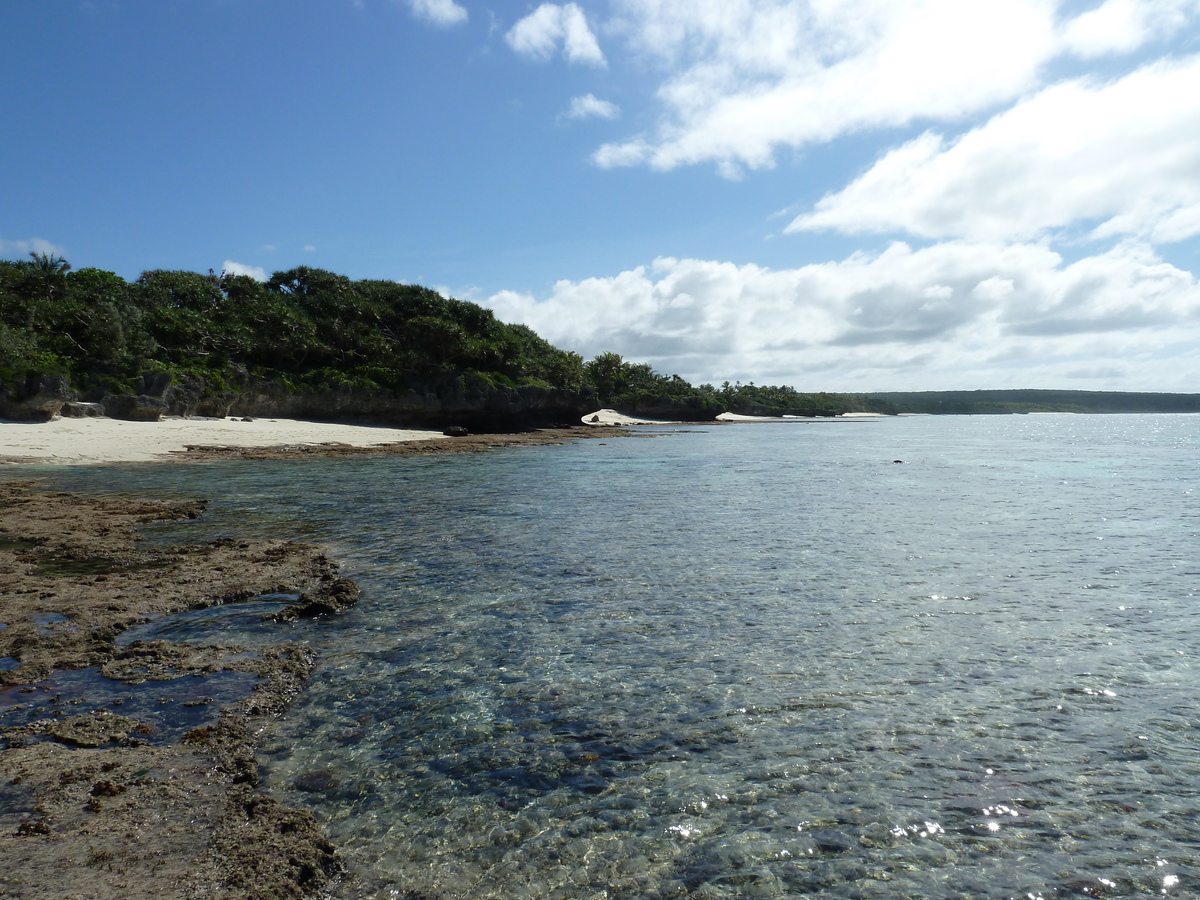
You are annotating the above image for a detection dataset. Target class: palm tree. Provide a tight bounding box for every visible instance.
[25,251,71,301]
[29,251,70,275]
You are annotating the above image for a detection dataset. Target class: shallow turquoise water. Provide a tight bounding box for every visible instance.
[43,415,1200,898]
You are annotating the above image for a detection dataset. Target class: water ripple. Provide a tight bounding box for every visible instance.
[46,414,1200,899]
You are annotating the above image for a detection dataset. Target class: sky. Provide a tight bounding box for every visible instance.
[2,0,1200,392]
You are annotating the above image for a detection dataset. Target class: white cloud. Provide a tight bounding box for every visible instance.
[597,0,1057,173]
[485,241,1200,390]
[487,1,1200,391]
[303,245,317,253]
[1061,0,1200,56]
[222,260,268,281]
[507,3,606,66]
[567,93,620,120]
[593,0,1200,175]
[787,55,1200,242]
[401,0,468,28]
[0,237,67,259]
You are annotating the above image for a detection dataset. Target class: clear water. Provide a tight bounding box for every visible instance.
[36,415,1200,898]
[0,667,259,744]
[113,595,301,648]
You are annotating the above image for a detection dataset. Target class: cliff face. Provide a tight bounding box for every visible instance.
[219,381,598,429]
[1,372,599,430]
[621,394,724,422]
[0,375,76,422]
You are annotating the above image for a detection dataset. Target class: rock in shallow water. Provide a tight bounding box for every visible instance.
[293,769,340,793]
[48,711,142,747]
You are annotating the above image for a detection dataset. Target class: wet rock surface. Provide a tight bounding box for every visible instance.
[0,480,355,899]
[172,423,628,461]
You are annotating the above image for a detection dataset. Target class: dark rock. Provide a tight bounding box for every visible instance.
[273,578,359,621]
[590,414,601,422]
[214,785,343,897]
[218,373,598,430]
[162,373,235,417]
[49,711,141,747]
[137,372,174,398]
[0,374,73,421]
[809,827,854,854]
[621,395,723,422]
[443,425,469,436]
[293,770,339,793]
[102,394,168,422]
[11,367,602,431]
[61,401,105,418]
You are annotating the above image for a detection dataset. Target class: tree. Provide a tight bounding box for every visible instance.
[585,351,626,402]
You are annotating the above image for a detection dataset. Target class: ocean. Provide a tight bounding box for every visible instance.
[50,414,1200,898]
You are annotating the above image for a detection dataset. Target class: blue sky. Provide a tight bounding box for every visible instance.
[3,0,1200,392]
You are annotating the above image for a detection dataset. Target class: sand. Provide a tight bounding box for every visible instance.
[716,411,886,421]
[581,408,673,425]
[715,411,772,421]
[0,415,445,465]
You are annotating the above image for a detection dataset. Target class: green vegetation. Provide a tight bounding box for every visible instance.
[580,353,888,418]
[10,254,1189,424]
[0,253,886,422]
[0,255,582,397]
[711,381,892,417]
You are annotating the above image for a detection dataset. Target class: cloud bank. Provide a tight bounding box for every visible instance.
[486,1,1200,391]
[487,242,1200,391]
[595,0,1200,176]
[788,55,1200,244]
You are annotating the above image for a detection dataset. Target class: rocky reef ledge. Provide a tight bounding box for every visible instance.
[0,481,361,899]
[172,423,630,462]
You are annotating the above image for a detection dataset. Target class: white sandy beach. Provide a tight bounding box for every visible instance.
[716,412,772,421]
[0,416,443,465]
[581,408,673,425]
[716,411,886,421]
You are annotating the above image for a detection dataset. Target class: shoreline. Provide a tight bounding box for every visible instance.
[0,415,630,466]
[0,480,359,897]
[0,421,634,897]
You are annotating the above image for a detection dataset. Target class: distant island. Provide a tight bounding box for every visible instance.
[1,253,1196,426]
[855,390,1200,415]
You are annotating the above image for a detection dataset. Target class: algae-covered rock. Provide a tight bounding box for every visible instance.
[48,711,141,747]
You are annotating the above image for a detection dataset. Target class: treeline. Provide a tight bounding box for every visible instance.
[859,390,1200,415]
[0,253,877,422]
[0,254,581,398]
[581,354,889,416]
[713,381,890,417]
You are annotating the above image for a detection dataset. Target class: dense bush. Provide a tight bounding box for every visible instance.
[0,257,588,400]
[0,253,880,419]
